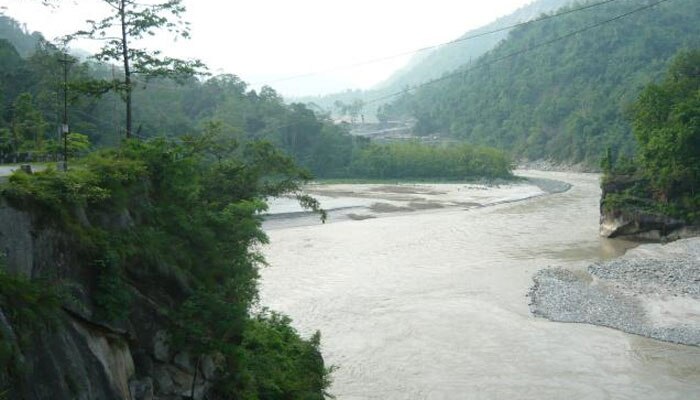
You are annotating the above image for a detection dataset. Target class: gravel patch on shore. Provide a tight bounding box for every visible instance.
[529,238,700,346]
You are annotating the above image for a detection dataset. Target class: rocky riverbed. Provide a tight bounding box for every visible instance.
[529,237,700,346]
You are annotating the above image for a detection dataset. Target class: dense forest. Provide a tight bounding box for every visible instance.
[0,138,331,398]
[602,50,700,223]
[381,0,700,165]
[0,13,511,181]
[0,6,339,398]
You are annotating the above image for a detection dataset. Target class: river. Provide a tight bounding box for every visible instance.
[259,171,700,399]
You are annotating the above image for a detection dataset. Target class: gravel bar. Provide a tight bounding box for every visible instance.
[529,238,700,346]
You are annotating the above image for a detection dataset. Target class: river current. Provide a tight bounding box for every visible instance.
[259,171,700,399]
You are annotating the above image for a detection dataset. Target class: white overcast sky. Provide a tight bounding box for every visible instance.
[2,0,533,96]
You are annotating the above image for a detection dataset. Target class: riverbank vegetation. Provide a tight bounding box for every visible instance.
[0,138,330,398]
[349,141,512,180]
[601,50,699,224]
[0,6,516,397]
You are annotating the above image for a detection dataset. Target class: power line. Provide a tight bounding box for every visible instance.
[76,0,637,96]
[252,0,623,87]
[69,0,673,141]
[365,0,672,105]
[117,0,622,92]
[132,0,630,96]
[232,0,673,134]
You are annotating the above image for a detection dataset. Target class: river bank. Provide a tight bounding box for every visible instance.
[263,173,570,229]
[260,171,700,399]
[529,237,700,346]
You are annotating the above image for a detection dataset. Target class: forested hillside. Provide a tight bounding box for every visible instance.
[0,14,362,176]
[0,15,42,57]
[376,0,574,92]
[0,13,512,180]
[382,0,700,164]
[601,50,700,229]
[297,0,575,119]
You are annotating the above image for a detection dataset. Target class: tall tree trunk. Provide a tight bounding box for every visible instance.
[119,0,132,139]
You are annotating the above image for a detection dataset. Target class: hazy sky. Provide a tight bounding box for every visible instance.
[2,0,533,96]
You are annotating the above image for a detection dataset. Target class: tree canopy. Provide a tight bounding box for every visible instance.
[66,0,206,138]
[602,49,700,223]
[0,12,513,180]
[382,0,700,165]
[632,50,700,204]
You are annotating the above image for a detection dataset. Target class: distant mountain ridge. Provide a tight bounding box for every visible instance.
[375,0,575,92]
[382,0,700,164]
[296,0,577,117]
[0,14,43,57]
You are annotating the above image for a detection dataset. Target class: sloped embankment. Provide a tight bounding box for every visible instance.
[0,141,329,400]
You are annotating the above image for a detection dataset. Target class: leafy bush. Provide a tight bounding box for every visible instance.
[0,137,330,397]
[236,311,331,400]
[349,141,512,180]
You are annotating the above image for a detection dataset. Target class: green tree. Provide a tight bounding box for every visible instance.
[66,0,206,138]
[632,50,700,202]
[11,92,47,152]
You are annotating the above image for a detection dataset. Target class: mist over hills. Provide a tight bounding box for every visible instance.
[296,0,577,117]
[3,0,697,167]
[375,0,575,92]
[382,0,700,164]
[0,14,43,57]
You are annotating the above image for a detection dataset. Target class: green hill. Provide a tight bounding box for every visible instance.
[0,14,43,57]
[376,0,575,92]
[382,0,700,164]
[297,0,576,118]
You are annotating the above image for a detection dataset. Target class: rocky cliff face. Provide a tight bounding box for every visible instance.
[599,208,698,241]
[599,178,699,241]
[0,200,218,400]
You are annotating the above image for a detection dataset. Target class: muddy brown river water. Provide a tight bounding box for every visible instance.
[259,171,700,399]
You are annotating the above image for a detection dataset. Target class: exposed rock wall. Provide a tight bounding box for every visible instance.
[599,208,697,240]
[0,200,219,400]
[599,178,699,241]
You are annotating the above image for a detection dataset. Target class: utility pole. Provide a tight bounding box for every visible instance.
[58,52,73,171]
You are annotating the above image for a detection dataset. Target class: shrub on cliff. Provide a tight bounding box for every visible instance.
[0,136,331,398]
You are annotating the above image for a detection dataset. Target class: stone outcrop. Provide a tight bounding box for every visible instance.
[0,199,220,400]
[599,208,697,240]
[599,177,699,241]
